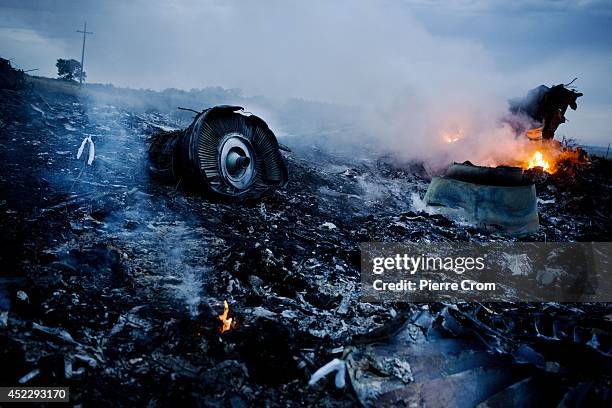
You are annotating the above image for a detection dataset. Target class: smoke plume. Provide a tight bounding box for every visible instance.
[3,0,600,167]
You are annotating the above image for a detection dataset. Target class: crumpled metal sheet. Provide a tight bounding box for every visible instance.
[346,304,612,407]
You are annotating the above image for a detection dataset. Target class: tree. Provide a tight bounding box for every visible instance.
[56,58,86,82]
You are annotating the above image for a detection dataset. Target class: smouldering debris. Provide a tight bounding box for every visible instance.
[0,78,610,406]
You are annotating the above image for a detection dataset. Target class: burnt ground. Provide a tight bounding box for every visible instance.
[0,79,611,406]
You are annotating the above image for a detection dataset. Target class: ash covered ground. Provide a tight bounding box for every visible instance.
[1,78,611,406]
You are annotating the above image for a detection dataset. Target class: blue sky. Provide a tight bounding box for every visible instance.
[0,0,610,145]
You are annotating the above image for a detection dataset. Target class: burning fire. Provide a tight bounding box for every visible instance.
[526,151,551,172]
[520,145,585,174]
[437,122,584,174]
[218,300,233,334]
[445,135,460,144]
[441,130,462,144]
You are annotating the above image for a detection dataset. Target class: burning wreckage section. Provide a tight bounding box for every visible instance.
[425,83,588,235]
[0,65,611,406]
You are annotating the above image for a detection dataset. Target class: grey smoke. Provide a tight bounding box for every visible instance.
[1,0,610,160]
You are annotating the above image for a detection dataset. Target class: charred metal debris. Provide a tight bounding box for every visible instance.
[0,77,610,406]
[148,106,288,200]
[425,162,539,235]
[423,82,587,235]
[343,302,612,406]
[508,82,583,140]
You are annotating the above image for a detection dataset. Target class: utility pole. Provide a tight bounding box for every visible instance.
[76,22,93,87]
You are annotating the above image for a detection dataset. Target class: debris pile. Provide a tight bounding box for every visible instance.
[346,303,612,406]
[0,78,610,405]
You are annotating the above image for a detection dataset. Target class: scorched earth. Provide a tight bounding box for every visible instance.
[0,77,611,406]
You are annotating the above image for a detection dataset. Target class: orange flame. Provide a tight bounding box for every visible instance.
[441,130,462,144]
[526,151,551,172]
[218,300,233,334]
[445,136,460,144]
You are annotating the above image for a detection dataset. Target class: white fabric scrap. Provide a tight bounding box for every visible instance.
[77,136,95,165]
[308,358,346,388]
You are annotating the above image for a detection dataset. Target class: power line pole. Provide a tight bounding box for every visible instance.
[76,22,93,87]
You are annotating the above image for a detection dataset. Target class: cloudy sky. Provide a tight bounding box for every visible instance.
[0,0,610,145]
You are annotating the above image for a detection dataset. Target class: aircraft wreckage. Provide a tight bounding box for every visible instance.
[145,85,584,236]
[424,83,584,235]
[148,105,288,200]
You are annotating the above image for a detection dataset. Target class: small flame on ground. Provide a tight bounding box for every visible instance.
[219,300,233,334]
[526,151,551,172]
